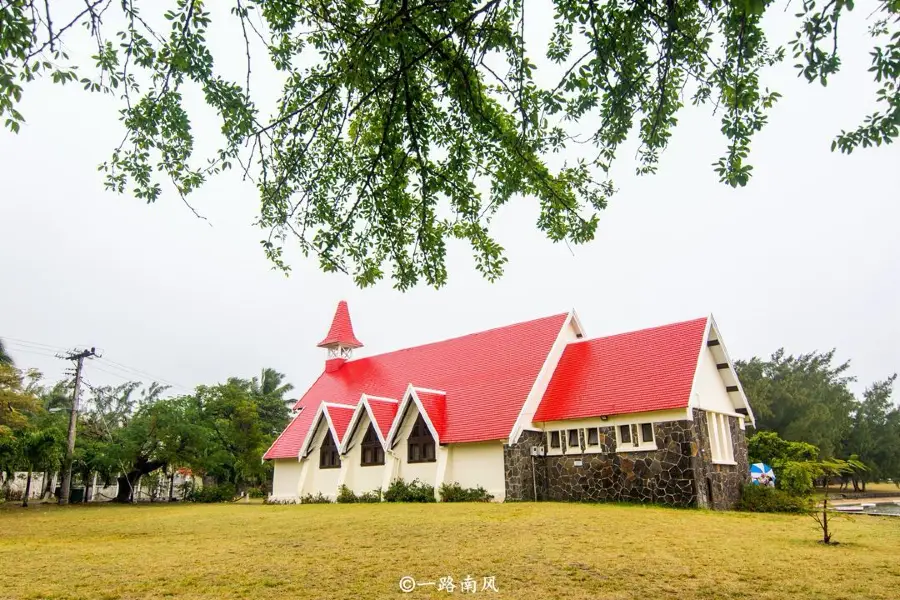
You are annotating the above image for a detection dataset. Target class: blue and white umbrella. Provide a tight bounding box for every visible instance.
[750,463,776,486]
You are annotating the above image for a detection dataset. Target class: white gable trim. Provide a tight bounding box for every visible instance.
[508,309,582,444]
[385,384,444,448]
[339,394,399,453]
[299,403,346,458]
[323,402,357,410]
[686,315,714,411]
[365,395,399,404]
[339,396,370,454]
[687,314,756,427]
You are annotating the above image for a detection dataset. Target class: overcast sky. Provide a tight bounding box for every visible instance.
[1,4,896,402]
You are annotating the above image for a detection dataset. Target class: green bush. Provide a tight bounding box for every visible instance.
[736,484,810,513]
[300,492,332,504]
[778,461,817,496]
[336,485,356,503]
[336,485,382,503]
[439,482,494,502]
[384,478,436,502]
[357,489,382,503]
[247,487,266,499]
[188,483,236,503]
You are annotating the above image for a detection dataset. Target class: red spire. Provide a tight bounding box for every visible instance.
[317,301,363,349]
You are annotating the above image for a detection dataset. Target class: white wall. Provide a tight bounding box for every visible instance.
[445,442,506,501]
[393,404,439,484]
[692,346,739,415]
[341,413,385,495]
[271,459,303,499]
[299,420,342,499]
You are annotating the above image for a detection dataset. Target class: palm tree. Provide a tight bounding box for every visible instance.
[0,339,13,366]
[19,429,61,507]
[251,368,294,400]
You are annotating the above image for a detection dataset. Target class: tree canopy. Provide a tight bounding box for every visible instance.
[0,364,292,503]
[737,349,900,485]
[2,0,897,289]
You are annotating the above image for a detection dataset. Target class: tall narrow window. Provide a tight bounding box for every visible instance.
[587,428,599,446]
[707,413,735,463]
[319,429,341,469]
[408,415,436,463]
[640,423,654,445]
[361,423,385,466]
[567,429,580,449]
[618,424,632,445]
[549,431,561,449]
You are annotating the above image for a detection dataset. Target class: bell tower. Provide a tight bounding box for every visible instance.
[318,300,363,372]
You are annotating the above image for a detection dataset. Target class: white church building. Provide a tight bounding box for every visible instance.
[265,302,754,509]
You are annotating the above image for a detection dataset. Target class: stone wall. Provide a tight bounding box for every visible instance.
[503,430,546,501]
[503,412,750,510]
[542,421,699,507]
[690,409,748,510]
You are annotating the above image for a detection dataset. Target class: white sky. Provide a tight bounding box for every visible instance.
[0,3,896,400]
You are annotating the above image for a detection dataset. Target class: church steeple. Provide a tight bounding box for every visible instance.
[318,301,363,372]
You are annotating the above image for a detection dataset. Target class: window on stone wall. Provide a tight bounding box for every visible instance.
[549,431,561,448]
[319,429,341,469]
[408,415,436,463]
[707,413,735,463]
[616,422,656,451]
[567,429,580,449]
[361,424,385,466]
[618,424,631,445]
[641,423,654,445]
[587,428,599,446]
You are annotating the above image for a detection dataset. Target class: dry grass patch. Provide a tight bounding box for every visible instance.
[0,501,898,599]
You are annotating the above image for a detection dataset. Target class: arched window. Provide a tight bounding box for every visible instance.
[319,429,341,469]
[361,424,385,466]
[408,415,436,463]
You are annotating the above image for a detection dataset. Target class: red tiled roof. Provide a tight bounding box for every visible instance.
[533,317,708,422]
[318,301,363,348]
[326,404,356,443]
[264,312,568,458]
[414,389,447,440]
[366,397,399,440]
[265,411,307,460]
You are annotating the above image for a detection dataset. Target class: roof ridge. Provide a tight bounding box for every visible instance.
[577,316,708,344]
[336,311,569,365]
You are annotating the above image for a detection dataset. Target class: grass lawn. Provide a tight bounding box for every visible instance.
[1,502,898,600]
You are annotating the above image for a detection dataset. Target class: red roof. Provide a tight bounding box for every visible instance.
[533,317,708,422]
[264,312,568,458]
[366,397,399,440]
[414,389,447,440]
[318,301,363,348]
[326,404,356,443]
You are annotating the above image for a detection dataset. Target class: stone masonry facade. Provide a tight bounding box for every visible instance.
[503,410,748,509]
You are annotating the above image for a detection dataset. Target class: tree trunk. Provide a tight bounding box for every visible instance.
[115,471,141,503]
[22,468,32,508]
[40,471,53,499]
[114,459,166,503]
[168,469,176,501]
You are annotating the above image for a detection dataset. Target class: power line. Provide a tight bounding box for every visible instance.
[95,357,191,392]
[2,334,192,393]
[0,335,69,352]
[1,344,62,359]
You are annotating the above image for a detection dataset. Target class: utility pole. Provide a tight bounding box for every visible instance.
[58,347,99,505]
